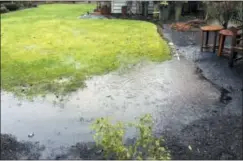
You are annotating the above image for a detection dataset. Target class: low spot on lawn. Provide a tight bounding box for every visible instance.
[1,4,171,97]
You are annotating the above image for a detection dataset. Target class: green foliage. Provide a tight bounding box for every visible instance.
[204,1,241,28]
[2,3,19,11]
[0,4,9,13]
[160,1,168,6]
[91,114,171,160]
[232,2,243,24]
[153,3,160,20]
[1,4,171,97]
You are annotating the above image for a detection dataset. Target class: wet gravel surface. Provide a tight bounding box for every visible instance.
[0,134,45,159]
[79,14,111,19]
[1,24,242,159]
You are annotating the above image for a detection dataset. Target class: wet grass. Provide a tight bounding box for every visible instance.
[1,4,171,97]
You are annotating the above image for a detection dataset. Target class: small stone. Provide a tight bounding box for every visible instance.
[188,145,192,151]
[60,104,65,109]
[169,42,174,46]
[17,102,22,106]
[28,133,35,138]
[79,117,85,122]
[95,149,103,154]
[220,152,234,159]
[197,148,200,153]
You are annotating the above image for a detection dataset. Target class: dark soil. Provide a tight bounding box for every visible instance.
[54,142,105,160]
[0,134,45,160]
[163,115,243,160]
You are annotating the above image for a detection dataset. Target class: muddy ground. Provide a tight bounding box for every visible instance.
[1,24,242,159]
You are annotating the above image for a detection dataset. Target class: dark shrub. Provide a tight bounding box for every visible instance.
[23,2,37,8]
[32,4,37,8]
[15,2,24,9]
[3,3,19,11]
[0,4,9,13]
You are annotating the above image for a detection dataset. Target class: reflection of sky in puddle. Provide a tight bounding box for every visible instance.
[2,57,222,158]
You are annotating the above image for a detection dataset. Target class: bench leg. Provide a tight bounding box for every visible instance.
[218,35,225,57]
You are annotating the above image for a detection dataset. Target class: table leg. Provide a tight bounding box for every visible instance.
[205,31,209,46]
[213,31,218,53]
[201,30,204,52]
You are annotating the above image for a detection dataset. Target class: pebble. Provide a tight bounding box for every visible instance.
[169,42,174,46]
[220,152,234,159]
[79,117,85,122]
[188,145,192,151]
[95,149,103,154]
[28,133,34,138]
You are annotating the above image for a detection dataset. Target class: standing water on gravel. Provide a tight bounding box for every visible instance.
[2,24,242,159]
[2,57,227,159]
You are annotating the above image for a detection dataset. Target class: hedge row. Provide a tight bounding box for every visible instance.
[0,2,37,14]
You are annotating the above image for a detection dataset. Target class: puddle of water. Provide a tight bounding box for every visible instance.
[79,14,110,19]
[1,58,223,158]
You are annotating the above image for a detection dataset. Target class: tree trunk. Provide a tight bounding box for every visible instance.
[142,1,149,17]
[222,12,231,28]
[159,6,169,21]
[203,2,208,21]
[223,21,228,29]
[175,2,183,21]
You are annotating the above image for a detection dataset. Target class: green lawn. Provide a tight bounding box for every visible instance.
[1,4,171,97]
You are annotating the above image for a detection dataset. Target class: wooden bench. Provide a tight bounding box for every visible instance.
[217,25,243,57]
